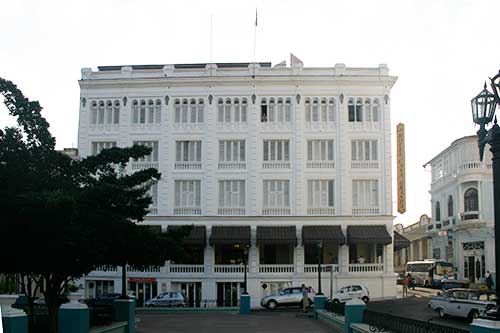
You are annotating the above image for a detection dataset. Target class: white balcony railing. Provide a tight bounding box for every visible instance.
[262,208,291,216]
[259,264,294,273]
[348,263,384,273]
[352,207,380,215]
[131,161,159,171]
[262,161,291,169]
[218,208,246,216]
[306,160,335,169]
[169,265,204,273]
[174,161,202,170]
[174,207,202,216]
[304,264,339,273]
[218,161,246,170]
[458,162,482,171]
[214,265,248,274]
[127,266,161,273]
[461,211,480,221]
[351,161,379,169]
[94,265,118,273]
[147,207,158,216]
[307,207,336,216]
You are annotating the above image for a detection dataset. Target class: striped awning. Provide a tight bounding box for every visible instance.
[347,225,392,245]
[302,225,346,245]
[168,225,206,246]
[257,226,297,245]
[393,231,410,251]
[209,226,251,246]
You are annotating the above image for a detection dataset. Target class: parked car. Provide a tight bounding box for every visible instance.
[83,293,124,307]
[331,285,370,304]
[429,288,496,320]
[145,292,186,307]
[260,287,315,310]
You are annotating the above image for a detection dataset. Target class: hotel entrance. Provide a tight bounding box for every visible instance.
[129,278,157,307]
[216,282,241,307]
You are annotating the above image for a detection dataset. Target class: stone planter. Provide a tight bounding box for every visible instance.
[0,294,24,317]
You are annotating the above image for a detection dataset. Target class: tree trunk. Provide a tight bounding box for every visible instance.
[44,275,64,333]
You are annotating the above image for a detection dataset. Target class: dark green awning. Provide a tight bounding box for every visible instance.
[257,226,297,245]
[393,231,410,251]
[168,225,206,246]
[347,225,392,245]
[302,225,345,245]
[209,226,251,246]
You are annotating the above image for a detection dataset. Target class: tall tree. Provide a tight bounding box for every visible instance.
[0,77,187,333]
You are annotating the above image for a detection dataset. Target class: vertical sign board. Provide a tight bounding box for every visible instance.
[397,123,406,214]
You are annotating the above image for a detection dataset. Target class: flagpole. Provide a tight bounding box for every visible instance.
[210,14,213,63]
[253,8,257,78]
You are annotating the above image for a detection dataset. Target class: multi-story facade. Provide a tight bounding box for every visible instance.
[77,61,398,307]
[393,215,432,273]
[425,135,494,284]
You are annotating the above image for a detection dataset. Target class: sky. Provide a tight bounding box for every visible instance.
[1,0,499,226]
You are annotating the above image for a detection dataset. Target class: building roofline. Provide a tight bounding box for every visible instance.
[97,62,273,71]
[423,134,477,168]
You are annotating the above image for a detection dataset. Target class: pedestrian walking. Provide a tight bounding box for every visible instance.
[408,273,415,290]
[486,271,493,290]
[402,274,409,297]
[301,284,309,313]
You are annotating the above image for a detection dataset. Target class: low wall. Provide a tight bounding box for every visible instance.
[316,310,345,333]
[90,321,128,333]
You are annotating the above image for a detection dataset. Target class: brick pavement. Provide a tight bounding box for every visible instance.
[136,311,331,333]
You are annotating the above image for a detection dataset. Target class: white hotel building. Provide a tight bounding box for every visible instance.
[77,61,398,307]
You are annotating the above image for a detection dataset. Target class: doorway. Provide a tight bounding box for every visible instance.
[178,282,202,307]
[129,280,157,307]
[463,242,486,283]
[216,282,240,307]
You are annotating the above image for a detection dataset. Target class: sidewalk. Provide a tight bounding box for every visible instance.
[395,284,441,298]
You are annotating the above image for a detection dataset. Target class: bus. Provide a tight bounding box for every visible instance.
[405,259,455,288]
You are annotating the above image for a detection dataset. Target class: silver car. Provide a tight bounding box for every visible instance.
[429,288,496,320]
[145,292,186,307]
[260,287,315,310]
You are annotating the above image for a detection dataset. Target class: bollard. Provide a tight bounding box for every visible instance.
[58,293,89,333]
[344,298,366,333]
[1,295,28,333]
[239,294,251,314]
[114,298,135,333]
[313,294,327,319]
[471,318,500,333]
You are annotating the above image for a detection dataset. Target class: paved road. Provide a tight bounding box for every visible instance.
[137,311,330,333]
[367,295,470,331]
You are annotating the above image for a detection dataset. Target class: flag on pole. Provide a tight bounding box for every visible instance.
[255,9,258,26]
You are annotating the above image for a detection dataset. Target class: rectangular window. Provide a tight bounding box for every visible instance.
[263,140,290,161]
[263,180,290,208]
[91,141,117,155]
[307,140,334,161]
[175,141,202,162]
[218,180,245,208]
[174,180,201,208]
[351,140,378,161]
[175,100,204,123]
[352,180,379,212]
[307,180,335,208]
[219,140,245,162]
[133,141,159,162]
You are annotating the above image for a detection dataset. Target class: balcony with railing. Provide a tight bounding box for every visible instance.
[258,264,294,274]
[304,264,339,273]
[348,263,383,273]
[131,161,159,171]
[352,207,380,215]
[262,208,291,216]
[461,211,480,221]
[262,161,291,169]
[307,207,336,216]
[218,161,246,170]
[173,207,202,216]
[93,265,118,273]
[306,160,335,169]
[351,161,379,169]
[147,207,158,216]
[168,264,204,274]
[127,266,162,273]
[174,161,202,170]
[217,208,246,216]
[214,265,248,274]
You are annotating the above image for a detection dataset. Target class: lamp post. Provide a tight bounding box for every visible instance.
[471,73,500,318]
[317,241,323,295]
[243,244,250,295]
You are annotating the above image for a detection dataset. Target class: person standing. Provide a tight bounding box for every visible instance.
[486,271,493,290]
[301,284,309,313]
[402,274,409,297]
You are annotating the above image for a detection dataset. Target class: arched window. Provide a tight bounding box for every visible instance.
[132,100,139,123]
[105,101,113,124]
[321,99,327,122]
[234,99,241,122]
[355,98,363,122]
[148,100,155,124]
[464,188,479,212]
[174,99,181,123]
[139,100,146,123]
[224,98,232,122]
[285,98,292,122]
[448,195,454,217]
[181,99,188,123]
[312,99,319,122]
[328,98,335,122]
[305,99,311,122]
[197,99,204,123]
[217,98,224,122]
[373,98,380,122]
[261,98,268,122]
[268,98,276,122]
[113,100,120,124]
[98,101,105,124]
[348,98,355,122]
[364,98,372,122]
[91,101,98,124]
[155,99,162,123]
[277,98,284,122]
[241,99,248,122]
[435,202,441,222]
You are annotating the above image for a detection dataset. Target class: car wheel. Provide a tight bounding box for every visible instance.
[438,308,446,318]
[362,296,369,304]
[469,309,480,320]
[267,300,278,310]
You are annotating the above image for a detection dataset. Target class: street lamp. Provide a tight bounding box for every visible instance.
[316,241,323,295]
[243,244,250,295]
[471,74,500,317]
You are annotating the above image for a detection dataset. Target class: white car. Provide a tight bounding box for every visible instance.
[145,292,186,307]
[429,288,496,320]
[332,285,370,303]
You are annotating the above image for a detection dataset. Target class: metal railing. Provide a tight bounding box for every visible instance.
[363,310,469,333]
